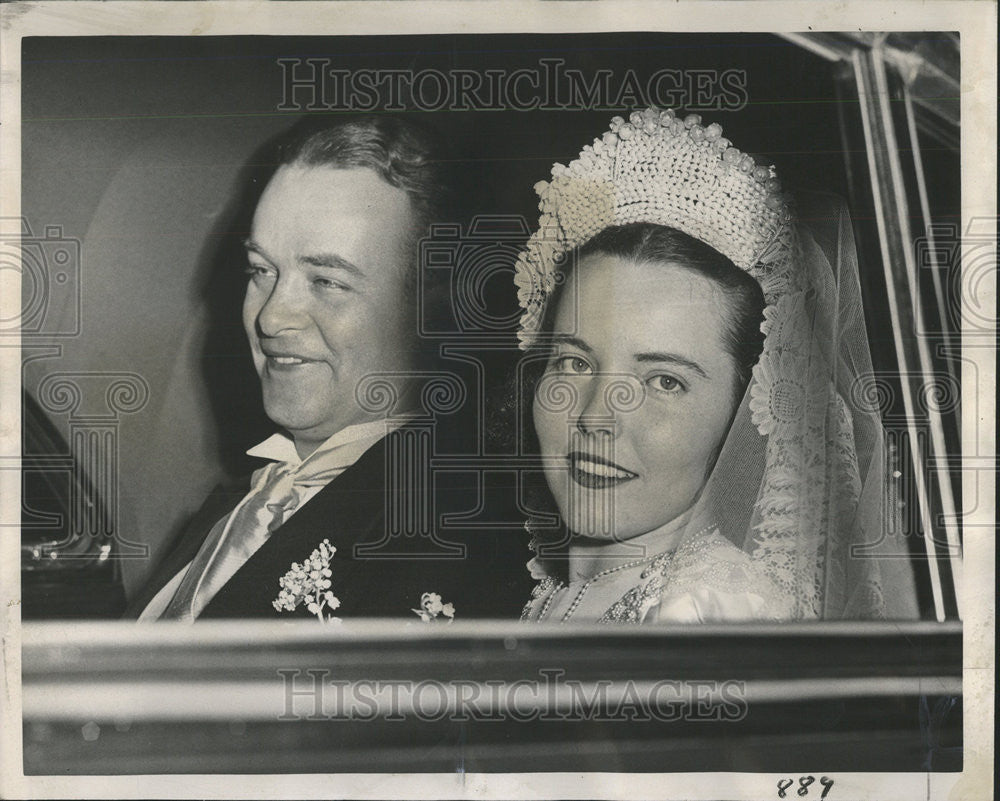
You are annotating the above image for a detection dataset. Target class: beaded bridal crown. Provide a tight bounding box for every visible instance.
[514,107,796,348]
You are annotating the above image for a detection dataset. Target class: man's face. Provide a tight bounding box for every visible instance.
[243,164,418,455]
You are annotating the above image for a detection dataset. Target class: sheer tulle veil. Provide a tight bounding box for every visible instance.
[688,190,919,619]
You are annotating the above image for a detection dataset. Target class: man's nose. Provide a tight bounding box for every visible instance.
[255,277,306,337]
[573,374,641,437]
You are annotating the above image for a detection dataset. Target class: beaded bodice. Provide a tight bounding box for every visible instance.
[521,527,794,625]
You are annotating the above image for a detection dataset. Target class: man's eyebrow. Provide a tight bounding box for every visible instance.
[242,239,364,279]
[550,334,593,354]
[634,351,708,378]
[298,252,365,278]
[242,237,266,257]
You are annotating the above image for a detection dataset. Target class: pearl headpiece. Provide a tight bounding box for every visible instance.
[514,107,797,349]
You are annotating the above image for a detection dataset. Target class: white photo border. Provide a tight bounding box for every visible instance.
[1,2,994,799]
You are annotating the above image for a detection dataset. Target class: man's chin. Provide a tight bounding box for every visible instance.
[261,399,335,439]
[261,397,375,446]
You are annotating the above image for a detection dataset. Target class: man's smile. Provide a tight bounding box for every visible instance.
[266,354,317,366]
[260,343,325,370]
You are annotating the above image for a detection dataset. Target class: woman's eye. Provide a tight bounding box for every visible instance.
[648,374,684,393]
[551,355,592,375]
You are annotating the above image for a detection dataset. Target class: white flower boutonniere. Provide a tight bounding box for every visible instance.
[412,592,455,623]
[273,538,342,623]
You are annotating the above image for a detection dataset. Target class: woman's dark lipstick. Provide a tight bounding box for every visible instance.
[567,451,638,489]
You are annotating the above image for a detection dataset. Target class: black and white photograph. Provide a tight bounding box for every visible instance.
[0,2,994,799]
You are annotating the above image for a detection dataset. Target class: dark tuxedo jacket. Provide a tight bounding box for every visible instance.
[125,425,535,620]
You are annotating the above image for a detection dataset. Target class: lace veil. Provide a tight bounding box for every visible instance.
[513,110,920,620]
[688,190,919,619]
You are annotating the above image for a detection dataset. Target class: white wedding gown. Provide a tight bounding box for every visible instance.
[521,523,795,624]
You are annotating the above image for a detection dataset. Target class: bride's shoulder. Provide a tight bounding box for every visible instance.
[647,528,795,623]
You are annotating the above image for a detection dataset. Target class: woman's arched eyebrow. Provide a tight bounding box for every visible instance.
[550,334,593,353]
[633,351,708,378]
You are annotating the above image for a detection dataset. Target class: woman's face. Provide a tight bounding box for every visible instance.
[533,253,741,541]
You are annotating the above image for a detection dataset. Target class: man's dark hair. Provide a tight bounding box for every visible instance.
[277,114,450,253]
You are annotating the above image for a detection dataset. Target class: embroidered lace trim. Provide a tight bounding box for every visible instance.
[521,529,795,624]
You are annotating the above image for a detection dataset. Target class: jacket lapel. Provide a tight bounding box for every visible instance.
[198,434,391,618]
[122,481,249,619]
[130,424,535,621]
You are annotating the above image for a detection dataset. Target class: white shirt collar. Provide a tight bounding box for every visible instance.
[246,416,413,469]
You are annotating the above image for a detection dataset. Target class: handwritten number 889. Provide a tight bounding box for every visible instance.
[777,776,834,798]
